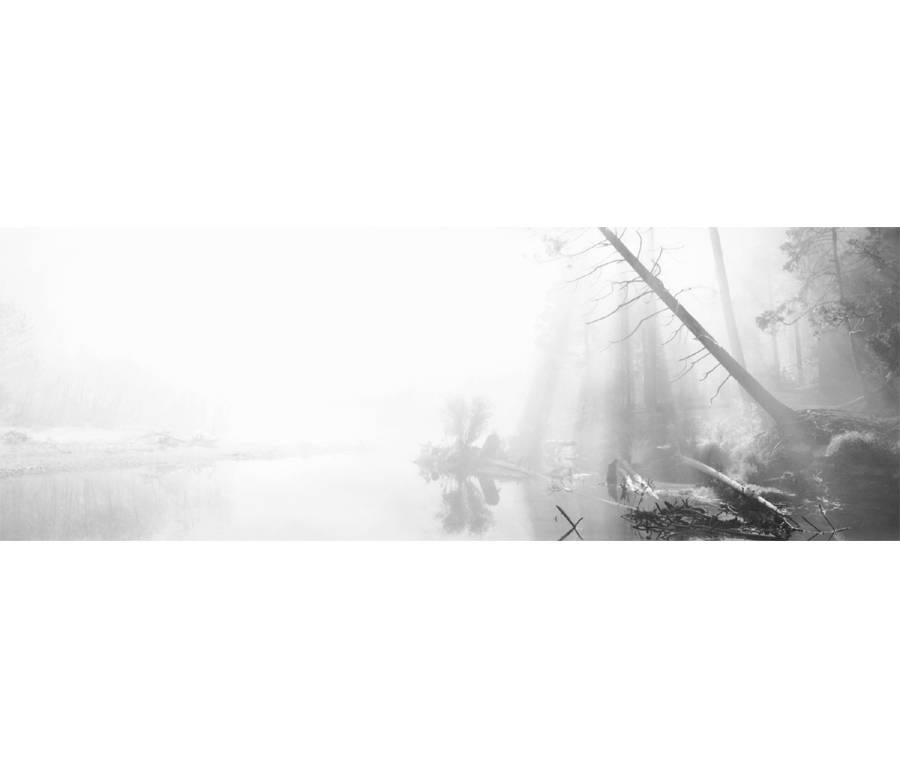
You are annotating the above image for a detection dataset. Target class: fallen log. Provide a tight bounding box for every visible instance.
[625,499,787,541]
[604,455,797,540]
[678,454,800,532]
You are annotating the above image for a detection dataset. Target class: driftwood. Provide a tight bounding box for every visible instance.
[625,499,787,541]
[555,505,584,541]
[600,452,854,541]
[679,456,781,516]
[607,456,798,540]
[678,454,800,533]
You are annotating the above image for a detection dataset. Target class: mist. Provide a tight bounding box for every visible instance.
[0,229,553,444]
[1,227,896,540]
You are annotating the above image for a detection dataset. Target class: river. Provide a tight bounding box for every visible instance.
[0,449,891,540]
[0,451,551,540]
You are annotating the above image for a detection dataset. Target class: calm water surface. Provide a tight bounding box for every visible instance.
[3,451,887,539]
[0,452,569,540]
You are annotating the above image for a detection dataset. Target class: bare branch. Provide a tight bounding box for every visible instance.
[601,287,693,344]
[710,374,733,403]
[586,289,654,325]
[662,310,680,327]
[567,257,624,284]
[560,240,610,259]
[648,247,664,276]
[607,305,670,345]
[678,346,708,363]
[611,275,648,288]
[590,285,616,303]
[662,323,685,345]
[700,362,723,382]
[671,351,713,382]
[590,288,616,304]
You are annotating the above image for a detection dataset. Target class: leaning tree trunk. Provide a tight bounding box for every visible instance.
[600,228,803,439]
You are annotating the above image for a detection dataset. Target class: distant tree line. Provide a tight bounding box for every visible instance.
[757,227,899,410]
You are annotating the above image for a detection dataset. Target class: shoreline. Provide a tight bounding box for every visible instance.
[0,431,365,481]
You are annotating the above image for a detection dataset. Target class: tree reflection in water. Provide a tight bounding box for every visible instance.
[417,397,511,535]
[436,472,501,535]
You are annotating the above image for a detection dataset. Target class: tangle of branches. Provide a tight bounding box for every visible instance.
[671,350,713,382]
[586,289,654,325]
[678,346,708,363]
[596,288,693,341]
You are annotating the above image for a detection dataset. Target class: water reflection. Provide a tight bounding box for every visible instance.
[415,396,528,535]
[0,463,229,540]
[422,471,501,535]
[0,448,540,540]
[417,441,530,535]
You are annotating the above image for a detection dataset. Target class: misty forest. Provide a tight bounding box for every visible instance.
[0,228,897,540]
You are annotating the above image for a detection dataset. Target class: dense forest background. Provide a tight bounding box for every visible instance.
[514,227,899,476]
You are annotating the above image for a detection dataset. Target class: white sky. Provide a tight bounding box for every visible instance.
[0,228,791,443]
[0,229,557,442]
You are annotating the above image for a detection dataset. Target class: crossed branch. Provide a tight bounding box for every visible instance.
[556,505,584,541]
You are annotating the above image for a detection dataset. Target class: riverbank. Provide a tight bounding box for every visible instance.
[0,427,364,480]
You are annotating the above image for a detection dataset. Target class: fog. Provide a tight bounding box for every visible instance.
[2,227,894,540]
[0,229,555,444]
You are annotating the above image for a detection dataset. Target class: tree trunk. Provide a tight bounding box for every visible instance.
[764,268,783,387]
[600,228,802,437]
[770,328,782,385]
[642,228,674,444]
[518,282,573,470]
[708,228,746,367]
[615,277,634,461]
[831,227,874,407]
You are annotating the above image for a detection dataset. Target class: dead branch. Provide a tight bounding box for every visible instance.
[671,350,713,382]
[648,247,664,276]
[611,275,650,288]
[604,288,692,343]
[710,374,732,403]
[679,347,708,363]
[560,240,611,259]
[700,362,723,382]
[607,305,670,343]
[555,505,584,541]
[679,455,800,532]
[568,257,625,284]
[662,323,685,345]
[624,500,787,541]
[587,288,654,324]
[590,285,616,303]
[662,310,680,327]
